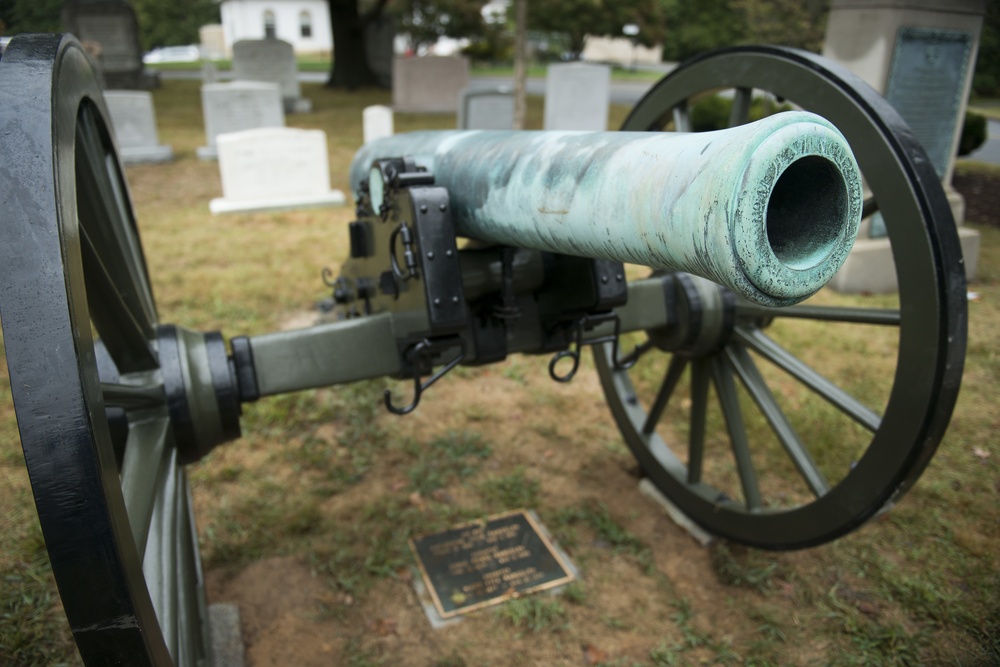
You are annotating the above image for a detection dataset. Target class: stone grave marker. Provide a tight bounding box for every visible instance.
[103,91,173,164]
[458,86,515,130]
[543,62,610,131]
[202,61,219,84]
[197,81,285,160]
[199,24,227,60]
[232,39,311,114]
[392,56,470,113]
[210,127,346,214]
[822,0,984,292]
[62,0,157,89]
[363,105,394,143]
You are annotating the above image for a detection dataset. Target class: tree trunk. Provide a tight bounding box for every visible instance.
[326,0,378,89]
[512,0,527,130]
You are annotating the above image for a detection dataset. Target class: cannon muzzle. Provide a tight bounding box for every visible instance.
[350,111,862,306]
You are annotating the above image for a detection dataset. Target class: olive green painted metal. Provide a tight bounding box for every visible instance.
[594,46,966,550]
[350,112,863,307]
[245,276,673,396]
[249,313,402,396]
[0,34,211,665]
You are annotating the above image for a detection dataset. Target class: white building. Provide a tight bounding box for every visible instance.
[220,0,333,55]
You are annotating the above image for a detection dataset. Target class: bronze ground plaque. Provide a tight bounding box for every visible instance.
[410,510,575,618]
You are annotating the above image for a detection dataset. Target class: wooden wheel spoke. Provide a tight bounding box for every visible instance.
[76,105,158,336]
[728,87,752,127]
[737,302,900,326]
[80,224,159,371]
[121,418,172,559]
[862,195,879,219]
[672,100,691,132]
[642,354,688,434]
[101,381,166,411]
[688,357,709,484]
[725,345,830,497]
[710,355,762,509]
[735,327,881,432]
[143,447,181,660]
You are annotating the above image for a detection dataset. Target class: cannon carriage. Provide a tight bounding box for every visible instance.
[0,34,966,666]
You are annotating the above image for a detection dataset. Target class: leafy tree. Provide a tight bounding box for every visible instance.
[731,0,827,53]
[326,0,391,89]
[132,0,220,50]
[0,0,63,35]
[391,0,486,53]
[526,0,667,59]
[659,0,747,62]
[973,0,1000,96]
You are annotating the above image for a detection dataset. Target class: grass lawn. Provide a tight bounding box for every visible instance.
[0,81,998,666]
[147,58,668,81]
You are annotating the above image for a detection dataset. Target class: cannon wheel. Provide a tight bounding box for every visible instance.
[0,35,209,664]
[595,46,967,549]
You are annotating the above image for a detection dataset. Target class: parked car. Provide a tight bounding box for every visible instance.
[143,45,201,64]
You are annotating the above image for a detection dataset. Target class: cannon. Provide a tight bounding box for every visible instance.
[0,34,966,666]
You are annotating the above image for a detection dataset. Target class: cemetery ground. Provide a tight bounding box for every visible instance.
[0,80,998,666]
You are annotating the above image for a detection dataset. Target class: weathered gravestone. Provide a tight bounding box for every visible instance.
[822,0,984,292]
[363,105,394,144]
[197,81,285,160]
[232,39,311,114]
[543,62,610,131]
[103,90,173,164]
[62,0,157,89]
[458,86,515,130]
[199,24,227,61]
[392,56,470,113]
[209,127,346,214]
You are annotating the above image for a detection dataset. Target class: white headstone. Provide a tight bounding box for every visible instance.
[201,61,219,84]
[210,127,346,214]
[103,90,173,164]
[197,81,285,160]
[459,87,515,130]
[543,63,611,131]
[392,56,470,113]
[363,105,394,144]
[232,39,311,114]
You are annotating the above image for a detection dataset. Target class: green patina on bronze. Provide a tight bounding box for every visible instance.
[350,111,862,307]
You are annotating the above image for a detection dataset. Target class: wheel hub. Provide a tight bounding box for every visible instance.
[648,272,737,356]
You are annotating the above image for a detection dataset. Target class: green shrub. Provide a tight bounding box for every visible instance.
[959,111,988,156]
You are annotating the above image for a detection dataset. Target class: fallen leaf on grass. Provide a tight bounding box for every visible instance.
[972,447,990,461]
[582,644,608,665]
[430,489,453,503]
[368,617,398,636]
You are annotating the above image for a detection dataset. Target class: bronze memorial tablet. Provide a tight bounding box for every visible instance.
[410,510,575,618]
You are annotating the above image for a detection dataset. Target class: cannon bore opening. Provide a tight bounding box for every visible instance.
[765,156,848,270]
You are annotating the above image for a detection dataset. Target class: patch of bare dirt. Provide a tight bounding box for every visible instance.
[954,168,1000,228]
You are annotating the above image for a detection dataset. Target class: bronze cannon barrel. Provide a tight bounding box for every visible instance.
[349,111,863,306]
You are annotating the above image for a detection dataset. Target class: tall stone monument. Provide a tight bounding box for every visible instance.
[62,0,157,89]
[823,0,984,291]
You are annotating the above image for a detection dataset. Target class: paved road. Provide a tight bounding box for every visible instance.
[967,119,1000,165]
